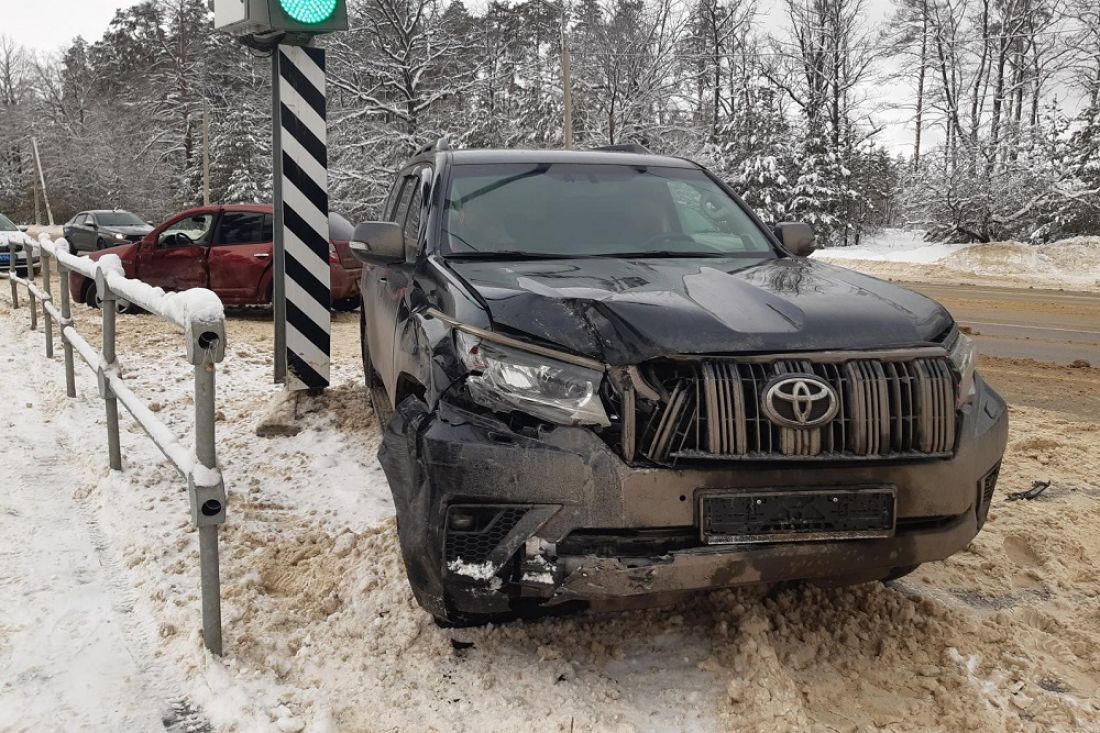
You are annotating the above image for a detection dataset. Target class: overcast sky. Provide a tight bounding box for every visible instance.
[12,0,917,150]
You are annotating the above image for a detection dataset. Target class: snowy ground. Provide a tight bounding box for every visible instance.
[818,229,1100,291]
[1,276,1099,732]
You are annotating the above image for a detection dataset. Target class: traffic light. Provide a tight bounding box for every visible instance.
[215,0,348,40]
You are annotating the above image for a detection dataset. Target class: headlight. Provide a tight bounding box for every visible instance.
[113,232,127,241]
[457,332,610,426]
[948,331,977,405]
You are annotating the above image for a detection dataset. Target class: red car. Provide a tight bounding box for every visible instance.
[69,204,362,310]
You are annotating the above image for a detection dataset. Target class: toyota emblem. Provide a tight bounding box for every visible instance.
[761,374,839,428]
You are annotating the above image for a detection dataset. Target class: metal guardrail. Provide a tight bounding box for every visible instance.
[0,232,229,656]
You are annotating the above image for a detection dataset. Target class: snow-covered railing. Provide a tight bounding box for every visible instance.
[0,233,228,656]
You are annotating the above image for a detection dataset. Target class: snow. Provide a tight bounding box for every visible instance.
[817,229,1100,289]
[0,365,170,731]
[447,559,497,580]
[817,228,970,263]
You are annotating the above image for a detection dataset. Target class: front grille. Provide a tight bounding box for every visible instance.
[629,354,958,464]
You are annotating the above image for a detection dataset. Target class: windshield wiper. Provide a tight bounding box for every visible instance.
[444,250,584,260]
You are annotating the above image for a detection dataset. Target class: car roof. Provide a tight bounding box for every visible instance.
[426,148,700,169]
[87,209,140,215]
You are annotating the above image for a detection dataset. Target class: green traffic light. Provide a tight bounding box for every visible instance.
[279,0,338,24]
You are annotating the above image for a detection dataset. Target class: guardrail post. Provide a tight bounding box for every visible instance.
[96,268,123,471]
[187,318,227,656]
[7,240,17,308]
[56,245,76,398]
[41,247,54,358]
[22,241,37,332]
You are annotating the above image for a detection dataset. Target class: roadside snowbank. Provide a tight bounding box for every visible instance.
[818,229,1100,290]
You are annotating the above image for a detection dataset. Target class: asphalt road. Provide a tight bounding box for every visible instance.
[902,282,1100,366]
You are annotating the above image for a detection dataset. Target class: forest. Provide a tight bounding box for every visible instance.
[1,0,1098,246]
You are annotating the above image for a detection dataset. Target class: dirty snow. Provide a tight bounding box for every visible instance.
[1,276,1099,731]
[819,229,1100,291]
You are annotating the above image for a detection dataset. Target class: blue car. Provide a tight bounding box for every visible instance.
[0,213,39,274]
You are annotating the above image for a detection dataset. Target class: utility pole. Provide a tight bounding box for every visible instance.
[31,137,54,226]
[561,24,574,148]
[32,176,41,226]
[202,99,211,206]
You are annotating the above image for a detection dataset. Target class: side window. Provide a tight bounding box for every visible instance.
[158,214,215,246]
[390,177,415,225]
[216,212,269,245]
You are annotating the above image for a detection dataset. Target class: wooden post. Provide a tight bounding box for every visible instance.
[31,137,54,227]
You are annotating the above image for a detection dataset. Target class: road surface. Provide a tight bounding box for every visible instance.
[902,282,1100,365]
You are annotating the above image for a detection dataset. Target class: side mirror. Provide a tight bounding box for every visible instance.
[350,221,405,265]
[89,222,99,230]
[17,225,27,232]
[774,222,815,257]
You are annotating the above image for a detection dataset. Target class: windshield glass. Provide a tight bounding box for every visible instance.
[0,213,17,232]
[97,211,146,227]
[442,163,775,258]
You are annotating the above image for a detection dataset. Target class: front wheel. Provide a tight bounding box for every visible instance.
[332,296,360,312]
[95,237,108,250]
[83,280,133,313]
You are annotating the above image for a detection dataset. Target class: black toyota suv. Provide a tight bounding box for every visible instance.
[352,142,1008,626]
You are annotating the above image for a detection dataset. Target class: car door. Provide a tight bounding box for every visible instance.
[63,213,83,250]
[206,211,273,304]
[136,211,213,291]
[365,169,426,399]
[73,213,96,251]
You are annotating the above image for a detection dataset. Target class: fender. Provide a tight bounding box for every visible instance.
[257,261,276,303]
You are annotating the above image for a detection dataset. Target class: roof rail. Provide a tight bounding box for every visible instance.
[412,135,452,158]
[591,143,653,155]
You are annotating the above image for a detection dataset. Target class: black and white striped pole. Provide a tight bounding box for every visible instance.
[272,44,331,391]
[214,0,348,390]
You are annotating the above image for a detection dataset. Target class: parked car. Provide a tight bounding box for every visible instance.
[63,209,154,252]
[68,204,361,310]
[0,212,38,274]
[353,143,1009,627]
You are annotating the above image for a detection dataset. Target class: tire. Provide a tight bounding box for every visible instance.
[360,306,393,425]
[332,296,360,312]
[881,564,921,583]
[83,280,133,313]
[95,237,107,250]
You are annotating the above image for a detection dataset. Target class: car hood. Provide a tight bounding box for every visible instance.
[446,256,954,364]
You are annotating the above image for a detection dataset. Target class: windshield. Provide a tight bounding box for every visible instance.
[442,163,775,258]
[97,211,146,227]
[0,213,17,232]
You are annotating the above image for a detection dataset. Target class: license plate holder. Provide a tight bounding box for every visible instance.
[699,488,896,544]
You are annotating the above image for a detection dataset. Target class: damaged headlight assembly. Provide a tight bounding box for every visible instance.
[456,331,610,427]
[948,330,977,405]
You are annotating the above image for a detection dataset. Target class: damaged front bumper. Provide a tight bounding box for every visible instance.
[379,376,1008,619]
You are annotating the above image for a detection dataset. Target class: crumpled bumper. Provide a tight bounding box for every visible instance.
[380,375,1008,616]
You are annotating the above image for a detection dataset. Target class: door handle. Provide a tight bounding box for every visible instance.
[378,277,387,283]
[254,253,271,259]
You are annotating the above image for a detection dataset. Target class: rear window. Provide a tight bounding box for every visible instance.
[442,163,774,257]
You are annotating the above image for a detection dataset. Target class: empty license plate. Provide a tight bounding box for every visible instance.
[700,488,896,544]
